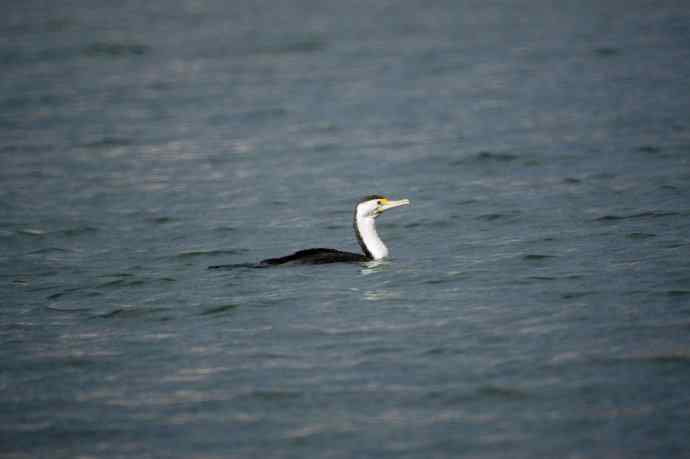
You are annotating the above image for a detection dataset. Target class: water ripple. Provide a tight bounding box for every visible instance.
[81,42,151,58]
[175,248,247,259]
[200,303,240,315]
[594,210,681,221]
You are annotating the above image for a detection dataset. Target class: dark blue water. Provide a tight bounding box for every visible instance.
[2,1,690,457]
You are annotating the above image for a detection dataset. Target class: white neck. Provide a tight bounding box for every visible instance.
[355,215,389,260]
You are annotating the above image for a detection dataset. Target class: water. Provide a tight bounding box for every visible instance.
[2,1,690,457]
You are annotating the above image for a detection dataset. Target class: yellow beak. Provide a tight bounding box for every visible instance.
[379,198,410,212]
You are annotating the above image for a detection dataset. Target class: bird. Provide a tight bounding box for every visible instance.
[259,195,410,265]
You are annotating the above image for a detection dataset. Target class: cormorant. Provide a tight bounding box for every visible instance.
[260,195,410,265]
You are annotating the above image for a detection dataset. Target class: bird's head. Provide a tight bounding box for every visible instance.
[355,195,410,219]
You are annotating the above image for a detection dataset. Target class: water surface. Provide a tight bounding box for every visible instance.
[2,1,690,458]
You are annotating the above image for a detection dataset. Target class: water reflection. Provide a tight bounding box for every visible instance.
[360,259,390,275]
[363,289,402,301]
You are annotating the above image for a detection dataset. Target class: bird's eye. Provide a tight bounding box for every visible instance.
[377,200,382,205]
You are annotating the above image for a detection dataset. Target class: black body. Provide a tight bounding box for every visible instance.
[260,248,370,265]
